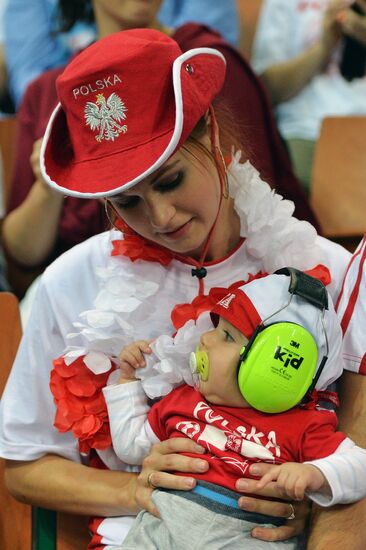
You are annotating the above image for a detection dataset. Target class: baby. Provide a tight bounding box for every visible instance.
[103,269,366,549]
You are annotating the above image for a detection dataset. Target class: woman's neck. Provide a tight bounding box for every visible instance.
[196,197,241,263]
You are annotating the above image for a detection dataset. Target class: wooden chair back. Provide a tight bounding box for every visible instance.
[0,292,31,549]
[0,116,41,299]
[0,292,89,549]
[0,117,17,215]
[310,116,366,252]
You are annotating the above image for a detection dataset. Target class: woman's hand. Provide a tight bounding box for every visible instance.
[135,438,208,517]
[236,463,311,542]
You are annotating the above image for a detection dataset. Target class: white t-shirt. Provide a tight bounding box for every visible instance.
[252,0,366,140]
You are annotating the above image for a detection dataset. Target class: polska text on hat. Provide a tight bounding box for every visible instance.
[73,74,122,99]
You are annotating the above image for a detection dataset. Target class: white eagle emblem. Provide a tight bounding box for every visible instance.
[84,92,128,142]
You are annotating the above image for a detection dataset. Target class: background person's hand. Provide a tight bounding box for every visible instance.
[321,0,351,52]
[30,138,46,184]
[236,462,311,542]
[135,438,208,517]
[30,137,42,181]
[30,137,63,200]
[338,0,366,46]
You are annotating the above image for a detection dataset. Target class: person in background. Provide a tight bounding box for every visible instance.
[251,0,366,192]
[0,29,355,548]
[3,0,239,108]
[1,0,316,282]
[3,0,94,109]
[159,0,239,46]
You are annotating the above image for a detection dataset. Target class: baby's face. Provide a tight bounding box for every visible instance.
[197,318,249,407]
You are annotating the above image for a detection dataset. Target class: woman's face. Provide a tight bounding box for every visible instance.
[110,136,225,260]
[92,0,163,29]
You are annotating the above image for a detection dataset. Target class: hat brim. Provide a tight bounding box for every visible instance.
[40,48,226,198]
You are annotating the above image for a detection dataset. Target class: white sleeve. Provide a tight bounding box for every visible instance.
[0,275,81,462]
[103,381,159,465]
[305,438,366,506]
[336,235,366,374]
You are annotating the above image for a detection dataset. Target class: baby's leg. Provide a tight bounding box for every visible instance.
[120,486,301,549]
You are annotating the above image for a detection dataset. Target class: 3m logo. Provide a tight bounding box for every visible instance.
[274,346,304,369]
[217,293,235,309]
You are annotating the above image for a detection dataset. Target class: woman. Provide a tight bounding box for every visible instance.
[0,29,353,548]
[2,0,316,277]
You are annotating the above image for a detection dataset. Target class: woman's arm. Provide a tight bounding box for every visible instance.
[5,454,139,517]
[2,138,64,266]
[6,440,210,518]
[307,372,366,549]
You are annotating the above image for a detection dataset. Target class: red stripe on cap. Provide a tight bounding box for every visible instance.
[211,288,261,339]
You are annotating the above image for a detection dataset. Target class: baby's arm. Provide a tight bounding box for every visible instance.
[256,438,366,506]
[103,339,159,465]
[255,462,328,501]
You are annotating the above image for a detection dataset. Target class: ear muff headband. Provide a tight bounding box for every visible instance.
[237,268,329,413]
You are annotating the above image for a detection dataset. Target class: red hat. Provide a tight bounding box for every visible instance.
[211,289,261,340]
[40,28,226,198]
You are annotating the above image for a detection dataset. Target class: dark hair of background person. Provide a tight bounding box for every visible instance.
[340,2,366,81]
[58,0,94,32]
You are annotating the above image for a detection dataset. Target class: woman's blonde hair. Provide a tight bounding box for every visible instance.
[187,99,249,161]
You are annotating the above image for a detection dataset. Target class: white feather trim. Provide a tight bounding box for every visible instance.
[135,313,213,398]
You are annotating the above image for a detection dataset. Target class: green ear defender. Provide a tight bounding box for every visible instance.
[237,268,329,414]
[237,322,318,413]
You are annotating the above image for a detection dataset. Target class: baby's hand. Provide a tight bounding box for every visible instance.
[118,340,153,383]
[255,462,327,500]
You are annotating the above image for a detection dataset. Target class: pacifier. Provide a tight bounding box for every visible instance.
[189,349,209,385]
